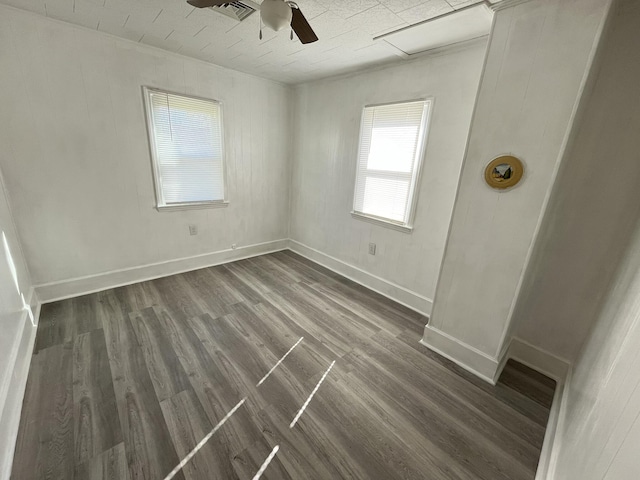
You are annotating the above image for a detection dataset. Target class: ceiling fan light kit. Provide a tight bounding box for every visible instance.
[261,0,292,31]
[187,0,319,44]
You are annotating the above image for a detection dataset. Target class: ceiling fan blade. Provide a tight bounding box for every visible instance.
[291,8,318,44]
[187,0,228,8]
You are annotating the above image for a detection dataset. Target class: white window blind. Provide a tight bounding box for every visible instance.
[144,87,226,208]
[353,99,431,228]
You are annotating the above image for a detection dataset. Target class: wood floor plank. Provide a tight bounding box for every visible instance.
[152,307,264,457]
[187,312,281,386]
[225,301,329,382]
[149,274,206,322]
[252,404,345,480]
[34,300,74,353]
[223,259,286,296]
[328,275,426,326]
[292,364,434,480]
[74,443,128,480]
[73,329,122,465]
[262,289,354,357]
[160,389,238,479]
[499,360,557,409]
[250,254,306,285]
[129,307,191,402]
[119,280,165,313]
[274,284,380,356]
[323,368,480,480]
[12,343,74,480]
[213,263,267,305]
[232,439,292,480]
[99,289,185,480]
[253,345,334,422]
[179,268,233,318]
[289,281,382,336]
[152,307,243,409]
[343,347,536,479]
[372,330,548,448]
[275,250,343,283]
[308,280,420,336]
[250,301,338,363]
[396,328,552,428]
[328,369,481,480]
[73,294,102,335]
[245,255,307,291]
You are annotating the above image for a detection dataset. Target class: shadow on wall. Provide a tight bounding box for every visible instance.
[2,232,34,326]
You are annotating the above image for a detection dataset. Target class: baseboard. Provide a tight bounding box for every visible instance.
[533,366,570,480]
[0,290,40,480]
[0,288,37,422]
[507,337,571,382]
[287,239,432,317]
[420,324,500,384]
[34,239,289,303]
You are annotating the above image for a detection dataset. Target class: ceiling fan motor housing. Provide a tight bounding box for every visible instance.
[261,0,293,31]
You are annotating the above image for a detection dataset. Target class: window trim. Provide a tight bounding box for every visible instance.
[142,86,229,211]
[351,97,434,233]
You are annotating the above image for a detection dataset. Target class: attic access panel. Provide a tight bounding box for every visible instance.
[375,2,494,58]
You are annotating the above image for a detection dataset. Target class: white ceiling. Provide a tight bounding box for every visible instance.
[0,0,500,84]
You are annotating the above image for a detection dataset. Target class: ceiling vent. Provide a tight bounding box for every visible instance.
[209,1,260,22]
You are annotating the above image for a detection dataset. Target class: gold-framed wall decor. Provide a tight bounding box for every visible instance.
[484,155,524,190]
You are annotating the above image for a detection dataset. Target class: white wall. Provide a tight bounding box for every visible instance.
[0,166,36,477]
[511,0,640,364]
[424,0,612,380]
[552,206,640,477]
[289,41,487,314]
[552,207,640,479]
[0,6,292,290]
[505,2,640,477]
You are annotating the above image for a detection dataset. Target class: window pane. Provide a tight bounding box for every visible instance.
[146,90,225,206]
[362,177,410,222]
[353,100,430,226]
[368,127,420,173]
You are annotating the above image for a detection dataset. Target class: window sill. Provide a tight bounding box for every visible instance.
[351,212,413,233]
[156,201,229,212]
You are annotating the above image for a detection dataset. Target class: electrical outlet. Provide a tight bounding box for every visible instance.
[231,243,237,250]
[368,243,376,255]
[189,225,198,236]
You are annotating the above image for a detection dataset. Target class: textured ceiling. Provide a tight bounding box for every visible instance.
[1,0,499,83]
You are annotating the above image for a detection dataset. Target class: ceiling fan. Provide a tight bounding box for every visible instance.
[187,0,319,44]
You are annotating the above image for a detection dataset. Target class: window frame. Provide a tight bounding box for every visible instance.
[351,97,434,233]
[142,86,229,211]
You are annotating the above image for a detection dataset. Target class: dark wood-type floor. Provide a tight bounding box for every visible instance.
[12,251,556,480]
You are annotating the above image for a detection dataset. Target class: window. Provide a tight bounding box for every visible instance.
[352,99,432,231]
[143,87,227,210]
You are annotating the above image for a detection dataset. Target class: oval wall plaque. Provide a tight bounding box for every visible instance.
[484,155,524,190]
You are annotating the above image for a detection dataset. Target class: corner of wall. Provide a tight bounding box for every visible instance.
[285,84,297,241]
[288,239,432,317]
[507,337,571,382]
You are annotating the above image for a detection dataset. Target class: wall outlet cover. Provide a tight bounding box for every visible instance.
[369,243,376,255]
